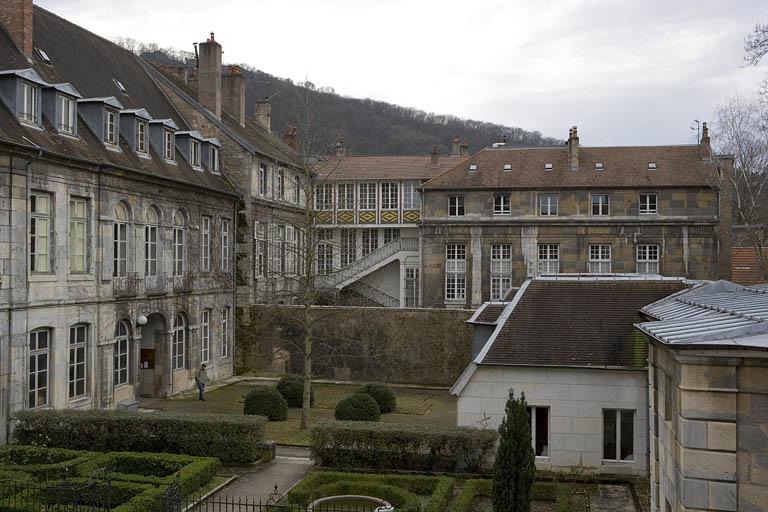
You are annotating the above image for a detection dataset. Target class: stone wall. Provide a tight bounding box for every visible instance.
[236,305,473,386]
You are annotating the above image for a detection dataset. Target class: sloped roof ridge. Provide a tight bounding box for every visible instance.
[423,147,488,186]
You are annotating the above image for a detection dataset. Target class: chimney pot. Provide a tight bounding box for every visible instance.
[197,34,222,118]
[222,70,245,126]
[451,136,460,157]
[0,0,33,57]
[568,125,579,171]
[700,121,712,161]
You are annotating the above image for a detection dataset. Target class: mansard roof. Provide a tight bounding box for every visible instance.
[423,144,721,190]
[315,154,469,181]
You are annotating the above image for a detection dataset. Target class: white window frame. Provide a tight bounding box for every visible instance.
[164,130,175,161]
[490,244,513,301]
[403,182,421,210]
[591,193,610,216]
[173,223,185,276]
[383,228,400,245]
[30,192,51,273]
[277,168,285,199]
[381,182,399,210]
[493,194,511,216]
[285,225,297,274]
[172,314,186,371]
[603,409,635,462]
[190,140,201,168]
[589,244,612,273]
[538,244,559,274]
[68,197,88,274]
[405,267,420,307]
[258,164,268,195]
[337,183,354,211]
[637,244,660,274]
[201,216,211,272]
[114,321,130,387]
[316,229,333,275]
[28,328,50,409]
[145,223,158,276]
[315,184,333,210]
[221,307,230,358]
[445,244,466,301]
[104,109,117,145]
[113,220,128,277]
[136,121,148,155]
[340,229,356,267]
[448,195,464,217]
[57,94,75,134]
[361,228,378,257]
[200,309,211,364]
[221,218,231,272]
[68,324,87,399]
[255,221,267,277]
[527,406,550,458]
[639,193,658,215]
[210,146,220,173]
[539,193,558,216]
[20,81,38,124]
[359,183,377,211]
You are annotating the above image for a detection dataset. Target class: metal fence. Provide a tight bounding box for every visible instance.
[0,478,112,511]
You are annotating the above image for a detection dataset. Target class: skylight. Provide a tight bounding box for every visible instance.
[34,48,52,64]
[468,164,477,172]
[113,79,128,95]
[648,162,657,170]
[544,163,553,171]
[595,162,604,170]
[503,164,512,172]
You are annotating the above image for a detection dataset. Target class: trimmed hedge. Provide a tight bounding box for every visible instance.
[12,409,266,464]
[0,446,95,481]
[311,421,497,472]
[424,476,455,512]
[276,374,314,408]
[311,481,420,512]
[243,387,288,421]
[334,394,380,422]
[357,383,396,414]
[447,479,482,512]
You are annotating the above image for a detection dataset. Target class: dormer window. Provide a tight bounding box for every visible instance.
[164,130,175,161]
[20,82,38,124]
[469,164,477,172]
[136,121,148,155]
[503,164,512,172]
[56,95,75,134]
[210,146,220,173]
[595,162,605,170]
[648,162,657,170]
[104,109,118,145]
[190,139,201,168]
[544,163,553,171]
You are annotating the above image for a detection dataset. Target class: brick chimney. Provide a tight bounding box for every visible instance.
[430,145,439,167]
[197,32,222,118]
[460,138,470,156]
[0,0,33,58]
[254,99,271,132]
[568,126,579,171]
[222,65,245,127]
[700,121,712,161]
[451,136,461,157]
[283,123,299,151]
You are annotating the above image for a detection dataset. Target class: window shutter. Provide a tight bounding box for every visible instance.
[101,223,113,279]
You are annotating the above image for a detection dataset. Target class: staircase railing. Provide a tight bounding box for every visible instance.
[348,280,400,308]
[317,237,418,289]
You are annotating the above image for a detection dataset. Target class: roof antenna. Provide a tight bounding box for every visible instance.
[691,119,700,143]
[193,42,199,67]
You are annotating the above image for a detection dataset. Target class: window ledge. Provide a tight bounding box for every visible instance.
[20,120,44,131]
[601,459,636,464]
[68,396,92,408]
[105,144,122,153]
[57,131,79,140]
[164,158,177,166]
[137,152,151,160]
[68,274,94,282]
[28,273,57,283]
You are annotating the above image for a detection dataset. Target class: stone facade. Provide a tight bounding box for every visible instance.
[648,344,768,512]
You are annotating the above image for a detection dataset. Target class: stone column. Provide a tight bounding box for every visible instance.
[471,226,483,306]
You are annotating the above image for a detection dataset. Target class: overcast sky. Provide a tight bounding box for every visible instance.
[37,0,766,146]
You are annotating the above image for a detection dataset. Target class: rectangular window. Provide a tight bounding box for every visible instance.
[490,244,513,301]
[591,193,610,216]
[448,195,465,216]
[293,175,301,204]
[403,182,421,209]
[405,268,420,307]
[104,110,117,145]
[221,307,230,358]
[277,169,285,199]
[28,329,50,408]
[221,219,231,272]
[589,244,612,273]
[539,193,558,216]
[21,82,38,123]
[210,146,220,173]
[259,164,268,195]
[190,140,201,168]
[317,229,333,275]
[359,183,377,211]
[68,324,87,399]
[639,193,658,215]
[200,309,210,364]
[69,198,88,274]
[603,409,635,461]
[494,194,511,215]
[269,224,284,275]
[337,183,354,210]
[201,216,211,271]
[361,228,379,256]
[173,226,184,275]
[172,321,185,371]
[445,244,466,301]
[381,182,399,210]
[340,229,356,267]
[538,244,559,274]
[526,406,550,457]
[664,373,673,421]
[383,228,400,245]
[164,130,175,161]
[145,225,158,276]
[113,221,127,276]
[136,121,148,154]
[637,244,660,274]
[285,225,297,274]
[255,222,267,277]
[315,184,333,210]
[114,324,129,387]
[30,192,51,273]
[57,94,75,134]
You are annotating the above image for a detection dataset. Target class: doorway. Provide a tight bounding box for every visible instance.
[139,313,167,398]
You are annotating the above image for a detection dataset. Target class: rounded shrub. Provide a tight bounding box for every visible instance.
[243,386,288,421]
[334,393,381,422]
[357,383,397,414]
[276,374,314,408]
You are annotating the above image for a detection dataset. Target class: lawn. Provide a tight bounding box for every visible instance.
[142,380,457,446]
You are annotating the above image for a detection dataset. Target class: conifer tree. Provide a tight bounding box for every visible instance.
[493,390,535,512]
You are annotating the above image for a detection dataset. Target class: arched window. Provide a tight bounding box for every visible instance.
[145,207,159,276]
[114,320,130,386]
[113,202,129,277]
[173,211,185,276]
[172,313,186,370]
[29,328,51,408]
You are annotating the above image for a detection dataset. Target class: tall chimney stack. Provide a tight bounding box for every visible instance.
[700,122,712,161]
[283,123,299,151]
[451,136,460,157]
[222,65,245,127]
[197,32,222,118]
[254,99,271,132]
[460,138,470,156]
[335,137,345,157]
[568,126,579,171]
[0,0,33,58]
[430,145,439,167]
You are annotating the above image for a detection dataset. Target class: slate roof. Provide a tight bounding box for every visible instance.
[479,278,687,369]
[423,145,719,190]
[0,7,236,195]
[315,154,469,181]
[467,302,508,325]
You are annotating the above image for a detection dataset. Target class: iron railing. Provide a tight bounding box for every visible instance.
[171,271,194,293]
[348,280,400,308]
[112,272,140,297]
[145,272,167,294]
[0,477,112,511]
[317,237,419,289]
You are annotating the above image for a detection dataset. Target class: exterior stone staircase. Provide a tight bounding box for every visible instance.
[316,237,418,290]
[347,281,400,308]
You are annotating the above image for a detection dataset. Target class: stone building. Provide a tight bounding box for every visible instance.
[144,36,307,306]
[313,141,468,306]
[637,280,768,512]
[0,4,238,441]
[420,127,733,308]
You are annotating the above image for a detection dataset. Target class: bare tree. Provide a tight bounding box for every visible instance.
[745,23,768,67]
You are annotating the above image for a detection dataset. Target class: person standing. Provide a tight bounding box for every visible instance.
[195,363,209,401]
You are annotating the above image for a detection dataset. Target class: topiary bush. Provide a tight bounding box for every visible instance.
[334,393,380,422]
[276,374,314,408]
[243,386,288,421]
[357,383,396,414]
